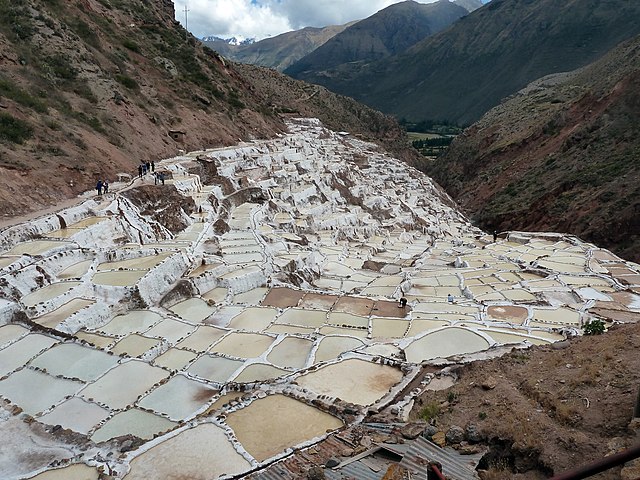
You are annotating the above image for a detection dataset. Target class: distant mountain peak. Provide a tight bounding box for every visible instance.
[200,35,255,46]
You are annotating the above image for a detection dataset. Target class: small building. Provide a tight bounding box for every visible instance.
[168,130,186,143]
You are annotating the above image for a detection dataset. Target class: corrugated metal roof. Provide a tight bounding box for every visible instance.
[400,437,482,480]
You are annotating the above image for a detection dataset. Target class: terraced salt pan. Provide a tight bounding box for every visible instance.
[79,360,169,409]
[266,324,315,335]
[0,368,83,415]
[91,408,177,443]
[169,298,216,322]
[404,327,491,363]
[233,363,291,382]
[371,318,410,338]
[210,332,274,358]
[327,312,369,328]
[318,326,368,338]
[406,320,450,337]
[276,308,326,328]
[144,318,196,343]
[267,336,314,369]
[226,395,344,463]
[232,287,268,305]
[92,270,147,286]
[0,256,15,268]
[110,334,161,357]
[532,307,581,325]
[74,331,115,348]
[97,310,162,335]
[124,423,251,480]
[227,306,278,331]
[38,397,110,434]
[21,282,81,308]
[482,330,552,346]
[27,464,99,480]
[187,354,244,383]
[57,259,94,279]
[176,325,227,352]
[153,348,198,370]
[138,375,217,420]
[2,240,71,256]
[30,342,118,381]
[0,334,58,376]
[0,324,29,346]
[96,253,172,271]
[295,358,403,405]
[32,298,95,329]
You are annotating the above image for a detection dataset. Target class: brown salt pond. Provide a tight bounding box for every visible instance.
[27,464,99,480]
[225,394,343,462]
[125,423,251,479]
[295,358,403,405]
[486,305,529,324]
[261,287,305,308]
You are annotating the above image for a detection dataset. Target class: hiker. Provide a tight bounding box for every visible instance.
[493,230,498,242]
[151,161,155,172]
[138,164,143,178]
[154,172,158,185]
[146,161,151,173]
[103,180,109,194]
[398,297,408,308]
[96,180,103,195]
[447,293,454,303]
[159,172,165,185]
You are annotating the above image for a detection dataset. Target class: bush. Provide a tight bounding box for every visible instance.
[582,318,606,335]
[115,74,138,90]
[0,113,33,143]
[419,402,440,422]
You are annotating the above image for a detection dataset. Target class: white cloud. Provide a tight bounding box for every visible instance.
[175,0,458,40]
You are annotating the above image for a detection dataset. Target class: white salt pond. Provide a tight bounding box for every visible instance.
[226,394,344,462]
[227,306,277,331]
[92,270,146,286]
[96,253,171,271]
[404,327,491,363]
[33,298,95,329]
[267,336,314,369]
[124,423,251,480]
[21,282,81,308]
[0,334,58,376]
[169,298,216,322]
[233,363,291,383]
[295,358,403,405]
[38,397,110,434]
[97,310,162,336]
[91,408,177,443]
[138,375,217,420]
[29,342,119,381]
[313,336,365,363]
[187,354,244,383]
[0,324,30,346]
[153,348,198,370]
[2,240,71,256]
[57,259,94,279]
[110,334,161,357]
[210,332,274,358]
[176,326,227,352]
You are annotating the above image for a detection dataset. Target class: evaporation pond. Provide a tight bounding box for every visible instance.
[404,327,491,363]
[267,336,314,369]
[227,307,277,331]
[33,298,95,329]
[57,259,94,279]
[28,464,99,480]
[210,332,274,358]
[0,334,58,376]
[124,423,251,480]
[0,368,83,415]
[232,363,290,383]
[92,270,146,286]
[21,282,80,307]
[3,240,71,256]
[38,397,109,434]
[91,408,177,443]
[295,358,403,405]
[226,394,343,463]
[312,336,365,363]
[169,298,216,322]
[98,310,162,335]
[145,318,196,343]
[176,326,227,352]
[96,253,171,271]
[79,361,168,409]
[187,354,244,383]
[30,342,119,381]
[0,324,29,346]
[138,375,217,420]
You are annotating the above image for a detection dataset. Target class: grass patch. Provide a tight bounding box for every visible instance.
[0,113,34,143]
[0,76,48,113]
[419,401,440,422]
[115,74,139,90]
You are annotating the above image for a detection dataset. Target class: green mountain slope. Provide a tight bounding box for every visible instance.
[292,0,640,125]
[425,34,640,262]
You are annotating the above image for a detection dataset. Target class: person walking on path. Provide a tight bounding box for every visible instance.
[151,161,155,172]
[138,164,143,178]
[103,180,109,194]
[96,180,103,195]
[159,172,165,185]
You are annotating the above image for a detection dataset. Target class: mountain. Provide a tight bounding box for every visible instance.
[425,34,640,262]
[0,0,413,217]
[202,23,354,72]
[285,0,472,78]
[289,0,640,126]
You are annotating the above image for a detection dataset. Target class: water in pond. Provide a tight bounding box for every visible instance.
[57,260,94,279]
[79,360,169,409]
[370,318,409,338]
[27,464,99,480]
[110,334,161,357]
[169,298,216,323]
[176,326,227,352]
[98,310,162,336]
[406,320,450,338]
[226,394,343,463]
[138,375,217,420]
[404,327,491,363]
[0,368,83,415]
[265,324,315,335]
[21,282,80,308]
[153,348,198,370]
[267,337,313,369]
[33,298,95,329]
[232,287,268,305]
[124,423,251,480]
[144,318,195,343]
[210,332,274,359]
[96,253,171,271]
[295,358,403,406]
[38,397,110,434]
[0,324,29,347]
[227,307,277,331]
[0,334,58,376]
[30,342,118,381]
[2,240,71,256]
[92,270,146,286]
[233,363,290,383]
[276,308,326,328]
[318,326,368,339]
[327,312,369,328]
[74,331,116,349]
[187,354,244,383]
[91,408,177,443]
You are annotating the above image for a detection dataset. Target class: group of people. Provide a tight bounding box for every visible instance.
[95,179,109,195]
[138,161,155,178]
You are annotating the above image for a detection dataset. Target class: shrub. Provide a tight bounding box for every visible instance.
[583,318,606,335]
[115,74,138,90]
[419,402,440,422]
[0,113,33,143]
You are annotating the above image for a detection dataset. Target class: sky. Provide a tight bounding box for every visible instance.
[173,0,487,41]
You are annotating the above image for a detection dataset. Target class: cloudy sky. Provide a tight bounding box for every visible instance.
[174,0,486,40]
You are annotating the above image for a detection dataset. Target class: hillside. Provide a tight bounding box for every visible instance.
[290,0,640,125]
[285,0,471,78]
[0,0,411,217]
[425,34,640,263]
[203,23,355,72]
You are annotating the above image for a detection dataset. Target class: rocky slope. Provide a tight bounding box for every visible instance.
[202,23,355,72]
[425,34,640,263]
[285,0,471,79]
[293,0,640,125]
[0,0,410,217]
